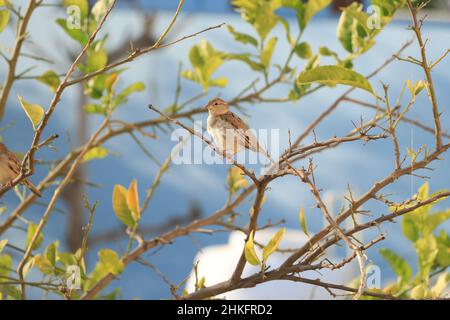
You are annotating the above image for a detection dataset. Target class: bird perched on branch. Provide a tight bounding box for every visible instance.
[206,98,270,159]
[0,142,42,197]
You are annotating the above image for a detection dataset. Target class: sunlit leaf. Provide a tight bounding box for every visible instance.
[227,167,248,194]
[98,249,124,275]
[415,235,438,282]
[244,231,261,266]
[297,65,374,93]
[18,96,44,130]
[227,25,258,47]
[430,272,449,298]
[262,228,285,262]
[91,0,114,22]
[37,70,61,92]
[26,222,43,251]
[0,254,12,278]
[112,185,135,227]
[299,207,309,236]
[56,18,88,45]
[0,239,7,254]
[261,37,277,68]
[86,49,108,72]
[0,0,10,33]
[63,0,89,22]
[295,42,312,59]
[379,248,412,286]
[83,146,108,162]
[127,180,140,222]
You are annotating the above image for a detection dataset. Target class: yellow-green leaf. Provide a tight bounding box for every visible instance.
[37,70,61,92]
[82,146,108,162]
[0,6,9,33]
[297,65,374,94]
[22,256,37,278]
[127,180,140,222]
[86,49,108,72]
[98,249,124,275]
[0,239,7,253]
[430,272,449,298]
[261,37,277,68]
[18,96,44,130]
[262,228,285,262]
[379,248,412,285]
[63,0,89,22]
[105,73,119,92]
[112,185,135,227]
[227,167,248,194]
[411,283,428,299]
[244,231,260,266]
[299,207,309,236]
[26,222,43,251]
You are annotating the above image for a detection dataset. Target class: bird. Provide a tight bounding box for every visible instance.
[206,98,271,159]
[0,142,42,197]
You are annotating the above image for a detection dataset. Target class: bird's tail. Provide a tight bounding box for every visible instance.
[24,179,42,197]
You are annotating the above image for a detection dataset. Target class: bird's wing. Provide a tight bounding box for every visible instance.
[6,151,21,177]
[220,112,259,151]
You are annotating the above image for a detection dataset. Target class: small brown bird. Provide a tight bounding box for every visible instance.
[206,98,270,158]
[0,142,42,197]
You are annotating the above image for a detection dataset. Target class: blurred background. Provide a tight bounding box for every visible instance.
[0,0,449,299]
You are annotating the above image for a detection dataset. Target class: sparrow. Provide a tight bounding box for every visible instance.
[206,98,270,158]
[0,142,42,197]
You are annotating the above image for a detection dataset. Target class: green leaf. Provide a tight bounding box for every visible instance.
[114,82,145,107]
[0,254,12,278]
[379,248,412,285]
[224,53,265,72]
[303,0,332,27]
[18,96,44,130]
[126,180,140,222]
[297,65,374,93]
[0,239,7,254]
[23,256,38,278]
[261,37,278,68]
[98,249,124,275]
[84,103,105,115]
[83,146,108,162]
[402,214,420,242]
[86,49,108,72]
[337,6,355,53]
[56,18,88,46]
[227,167,248,194]
[299,207,309,236]
[262,228,285,262]
[37,70,61,92]
[112,185,136,227]
[227,25,258,47]
[232,0,280,41]
[183,40,227,90]
[84,248,124,291]
[26,222,43,251]
[415,235,438,283]
[0,5,10,33]
[63,0,89,22]
[244,231,261,266]
[295,42,312,59]
[44,241,59,266]
[423,210,450,237]
[435,230,450,267]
